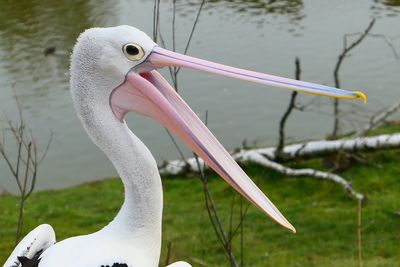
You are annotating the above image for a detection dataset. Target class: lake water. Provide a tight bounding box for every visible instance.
[0,0,399,192]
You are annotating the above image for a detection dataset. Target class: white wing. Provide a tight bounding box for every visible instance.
[3,224,56,267]
[167,262,192,267]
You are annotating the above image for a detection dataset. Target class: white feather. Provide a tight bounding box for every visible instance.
[3,224,55,267]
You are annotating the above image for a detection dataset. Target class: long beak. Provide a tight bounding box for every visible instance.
[110,47,367,233]
[147,46,367,102]
[111,71,296,233]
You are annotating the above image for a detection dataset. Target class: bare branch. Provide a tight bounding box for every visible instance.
[0,144,20,191]
[238,151,365,201]
[22,142,32,196]
[276,57,301,160]
[38,131,53,164]
[164,241,172,266]
[152,0,161,42]
[0,90,52,243]
[356,100,400,137]
[332,19,376,139]
[357,199,363,267]
[350,32,400,60]
[193,110,240,267]
[153,0,207,160]
[172,0,176,51]
[175,0,206,76]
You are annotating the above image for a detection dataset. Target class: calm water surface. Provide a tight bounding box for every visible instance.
[0,0,399,191]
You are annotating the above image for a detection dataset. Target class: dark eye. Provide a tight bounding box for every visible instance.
[123,43,145,61]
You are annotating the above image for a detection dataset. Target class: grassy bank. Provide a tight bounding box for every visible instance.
[1,129,400,266]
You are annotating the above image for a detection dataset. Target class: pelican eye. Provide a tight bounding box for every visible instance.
[123,43,144,61]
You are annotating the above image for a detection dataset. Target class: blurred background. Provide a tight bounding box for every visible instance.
[0,0,399,192]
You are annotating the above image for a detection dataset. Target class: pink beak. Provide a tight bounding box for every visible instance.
[110,46,367,233]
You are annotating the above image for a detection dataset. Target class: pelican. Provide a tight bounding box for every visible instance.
[4,25,366,267]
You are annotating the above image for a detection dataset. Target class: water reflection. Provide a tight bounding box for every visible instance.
[376,0,400,6]
[373,0,400,16]
[174,0,304,25]
[0,0,119,100]
[209,0,303,15]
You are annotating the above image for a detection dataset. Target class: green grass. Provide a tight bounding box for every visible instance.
[1,127,400,266]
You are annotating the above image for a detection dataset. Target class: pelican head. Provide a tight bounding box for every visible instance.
[71,25,366,233]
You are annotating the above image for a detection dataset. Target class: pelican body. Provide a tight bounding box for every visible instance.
[4,25,365,267]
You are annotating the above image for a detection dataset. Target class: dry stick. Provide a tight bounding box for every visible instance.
[171,0,178,89]
[228,197,235,254]
[226,196,249,261]
[164,128,186,163]
[38,131,53,164]
[0,143,20,190]
[357,199,363,267]
[152,3,185,164]
[335,29,400,133]
[152,0,205,164]
[346,32,400,60]
[195,157,240,267]
[226,204,249,247]
[15,126,24,187]
[0,93,52,244]
[3,113,36,174]
[331,19,375,139]
[356,100,400,137]
[173,0,205,88]
[153,14,237,262]
[157,32,178,95]
[165,241,172,266]
[152,0,161,42]
[276,57,300,160]
[240,198,244,267]
[175,0,206,76]
[193,111,240,267]
[16,142,32,244]
[238,151,365,200]
[26,136,38,200]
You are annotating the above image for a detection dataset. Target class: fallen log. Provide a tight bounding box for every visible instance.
[159,133,400,175]
[159,133,400,200]
[236,151,364,200]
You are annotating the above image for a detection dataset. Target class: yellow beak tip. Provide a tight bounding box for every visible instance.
[355,91,367,104]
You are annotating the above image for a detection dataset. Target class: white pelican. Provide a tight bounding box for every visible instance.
[4,25,366,267]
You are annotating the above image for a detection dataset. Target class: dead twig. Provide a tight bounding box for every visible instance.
[356,100,400,137]
[192,110,247,267]
[276,57,300,160]
[0,92,52,244]
[237,151,365,201]
[152,0,161,42]
[175,0,206,77]
[357,199,363,267]
[152,0,205,166]
[164,241,172,266]
[332,19,375,139]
